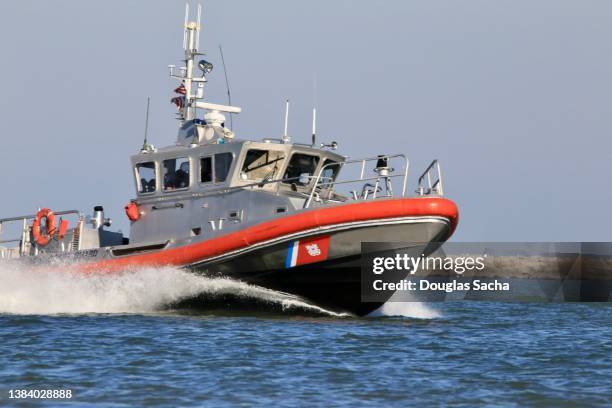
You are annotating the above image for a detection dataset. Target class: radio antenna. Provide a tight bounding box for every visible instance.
[311,108,317,146]
[312,73,317,146]
[183,3,189,50]
[141,97,152,152]
[282,99,290,143]
[219,44,233,130]
[196,4,202,50]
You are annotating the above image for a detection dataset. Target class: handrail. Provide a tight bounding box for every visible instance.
[0,210,81,224]
[304,154,409,208]
[0,239,21,244]
[416,160,443,196]
[0,209,82,254]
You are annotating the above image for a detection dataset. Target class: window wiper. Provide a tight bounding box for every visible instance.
[244,156,285,173]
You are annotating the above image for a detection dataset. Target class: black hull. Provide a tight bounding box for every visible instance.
[191,255,382,316]
[183,221,451,316]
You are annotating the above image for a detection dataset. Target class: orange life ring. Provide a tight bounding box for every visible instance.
[125,202,141,222]
[32,208,57,247]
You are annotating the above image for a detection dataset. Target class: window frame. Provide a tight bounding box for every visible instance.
[162,156,192,193]
[135,161,158,195]
[199,152,235,186]
[319,159,341,184]
[239,148,286,182]
[213,152,234,184]
[199,155,214,185]
[281,152,321,186]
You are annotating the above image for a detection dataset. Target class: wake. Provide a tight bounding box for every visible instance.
[0,263,440,319]
[0,263,347,316]
[367,302,441,319]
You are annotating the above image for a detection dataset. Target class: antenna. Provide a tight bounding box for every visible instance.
[312,73,317,146]
[196,4,202,50]
[311,108,317,146]
[183,3,189,50]
[282,99,290,143]
[219,45,233,130]
[141,97,152,152]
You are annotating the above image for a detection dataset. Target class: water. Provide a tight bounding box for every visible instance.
[0,266,610,406]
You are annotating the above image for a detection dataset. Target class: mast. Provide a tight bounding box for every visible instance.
[183,5,198,121]
[168,4,241,144]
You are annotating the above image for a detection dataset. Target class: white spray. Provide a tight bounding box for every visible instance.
[0,263,439,319]
[0,263,346,316]
[368,302,441,319]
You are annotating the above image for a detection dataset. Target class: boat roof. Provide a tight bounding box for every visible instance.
[131,138,345,164]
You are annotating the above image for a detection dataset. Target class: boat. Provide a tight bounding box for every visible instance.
[0,5,458,316]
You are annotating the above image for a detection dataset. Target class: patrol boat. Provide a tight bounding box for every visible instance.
[0,7,458,316]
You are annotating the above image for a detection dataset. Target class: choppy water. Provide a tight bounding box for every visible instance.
[0,265,610,406]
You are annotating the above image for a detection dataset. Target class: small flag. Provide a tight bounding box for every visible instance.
[174,84,186,95]
[171,96,185,108]
[285,235,330,268]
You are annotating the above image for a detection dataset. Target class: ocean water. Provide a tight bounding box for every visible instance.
[0,266,610,406]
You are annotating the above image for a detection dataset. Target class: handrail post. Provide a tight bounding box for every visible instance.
[304,168,323,208]
[20,218,27,256]
[436,161,444,195]
[401,158,409,196]
[416,159,443,197]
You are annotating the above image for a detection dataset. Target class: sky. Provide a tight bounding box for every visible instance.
[0,0,611,241]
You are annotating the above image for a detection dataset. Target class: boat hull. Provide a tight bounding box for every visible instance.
[11,198,459,316]
[186,217,452,316]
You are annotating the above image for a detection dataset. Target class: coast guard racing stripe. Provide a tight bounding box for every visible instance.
[285,236,330,268]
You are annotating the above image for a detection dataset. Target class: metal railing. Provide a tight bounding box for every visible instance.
[304,154,409,208]
[416,160,444,196]
[0,210,81,258]
[0,210,81,224]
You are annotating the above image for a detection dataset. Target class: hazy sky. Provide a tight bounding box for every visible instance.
[1,0,611,241]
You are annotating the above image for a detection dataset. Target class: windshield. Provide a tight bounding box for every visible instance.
[240,149,285,181]
[320,159,340,184]
[283,153,320,185]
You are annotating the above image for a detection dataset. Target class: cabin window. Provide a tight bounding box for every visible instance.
[320,159,340,184]
[200,153,233,184]
[283,153,320,185]
[200,157,213,183]
[240,149,285,181]
[136,162,156,194]
[163,157,190,191]
[215,152,233,182]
